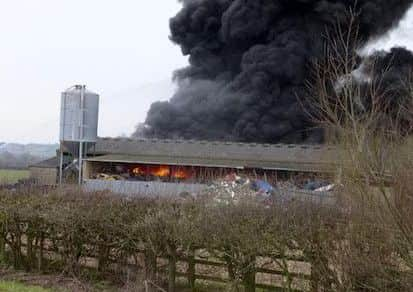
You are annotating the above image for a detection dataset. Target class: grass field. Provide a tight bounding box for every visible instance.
[0,281,52,292]
[0,169,30,185]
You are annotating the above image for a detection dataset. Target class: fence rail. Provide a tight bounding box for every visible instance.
[159,251,310,291]
[0,190,323,292]
[10,238,311,291]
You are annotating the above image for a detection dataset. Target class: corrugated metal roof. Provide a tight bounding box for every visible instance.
[29,156,71,169]
[87,138,337,172]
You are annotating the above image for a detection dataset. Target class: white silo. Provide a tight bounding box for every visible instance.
[59,85,100,184]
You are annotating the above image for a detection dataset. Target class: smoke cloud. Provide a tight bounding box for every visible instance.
[140,0,413,143]
[363,47,413,131]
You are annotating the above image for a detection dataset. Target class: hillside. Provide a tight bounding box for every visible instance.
[0,143,58,169]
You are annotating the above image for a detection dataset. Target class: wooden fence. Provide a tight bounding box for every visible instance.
[170,252,311,291]
[9,239,311,292]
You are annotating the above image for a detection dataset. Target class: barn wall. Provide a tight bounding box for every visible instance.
[83,179,207,197]
[84,160,283,183]
[83,161,102,179]
[29,167,57,185]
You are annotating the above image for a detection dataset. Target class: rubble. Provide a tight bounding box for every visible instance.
[94,173,125,181]
[202,173,276,205]
[90,168,336,204]
[314,184,336,193]
[303,180,330,191]
[251,180,275,195]
[202,173,335,205]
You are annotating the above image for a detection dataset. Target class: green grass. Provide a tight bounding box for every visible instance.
[0,169,30,185]
[0,281,52,292]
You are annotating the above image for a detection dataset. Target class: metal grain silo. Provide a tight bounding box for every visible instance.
[59,85,100,184]
[60,85,99,146]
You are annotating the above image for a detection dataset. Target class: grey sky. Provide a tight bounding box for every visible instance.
[0,1,412,143]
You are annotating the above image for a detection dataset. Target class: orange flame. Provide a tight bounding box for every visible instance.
[132,165,192,180]
[172,169,190,179]
[153,166,171,177]
[132,167,145,176]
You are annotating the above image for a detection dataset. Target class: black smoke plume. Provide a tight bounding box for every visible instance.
[140,0,413,143]
[363,47,413,133]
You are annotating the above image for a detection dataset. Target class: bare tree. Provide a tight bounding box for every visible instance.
[305,8,413,291]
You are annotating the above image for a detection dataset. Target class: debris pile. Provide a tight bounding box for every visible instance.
[203,173,336,205]
[89,168,336,204]
[202,173,276,205]
[303,180,335,192]
[94,173,125,181]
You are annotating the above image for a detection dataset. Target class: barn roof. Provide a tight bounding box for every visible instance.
[29,157,59,169]
[87,138,338,173]
[29,155,71,169]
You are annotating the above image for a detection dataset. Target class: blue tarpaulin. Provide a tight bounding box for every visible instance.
[251,180,274,194]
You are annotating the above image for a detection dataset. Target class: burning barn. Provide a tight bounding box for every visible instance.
[31,84,338,196]
[81,137,337,196]
[32,0,413,196]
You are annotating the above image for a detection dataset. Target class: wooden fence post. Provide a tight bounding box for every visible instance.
[224,255,236,281]
[12,224,23,270]
[187,249,196,291]
[27,235,34,271]
[0,233,5,262]
[38,232,44,271]
[144,250,157,292]
[97,244,110,273]
[168,247,177,292]
[0,223,5,263]
[244,273,256,292]
[243,258,256,292]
